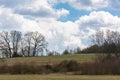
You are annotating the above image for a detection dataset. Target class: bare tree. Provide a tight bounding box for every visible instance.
[91,30,105,53]
[0,31,47,58]
[10,31,22,57]
[31,32,47,56]
[91,31,104,46]
[20,35,28,57]
[0,31,12,58]
[24,32,33,56]
[91,30,120,58]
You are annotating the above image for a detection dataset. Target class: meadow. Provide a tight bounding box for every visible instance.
[0,54,120,80]
[1,54,96,66]
[0,74,120,80]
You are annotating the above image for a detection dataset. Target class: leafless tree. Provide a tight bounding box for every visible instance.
[10,31,22,57]
[31,32,47,56]
[91,30,104,46]
[0,31,47,58]
[0,31,12,58]
[91,30,120,58]
[24,32,33,56]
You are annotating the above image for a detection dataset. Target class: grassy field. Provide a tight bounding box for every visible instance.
[1,54,96,66]
[0,74,120,80]
[0,54,120,80]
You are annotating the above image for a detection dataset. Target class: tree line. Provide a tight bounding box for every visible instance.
[1,30,120,58]
[0,30,47,58]
[80,30,120,58]
[45,29,120,59]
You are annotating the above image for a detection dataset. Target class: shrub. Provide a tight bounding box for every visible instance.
[79,57,120,75]
[54,60,79,72]
[39,64,53,74]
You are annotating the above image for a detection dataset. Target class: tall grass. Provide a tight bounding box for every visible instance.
[0,58,120,74]
[78,57,120,75]
[0,54,120,75]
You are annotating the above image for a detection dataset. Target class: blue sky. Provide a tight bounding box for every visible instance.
[54,1,120,21]
[0,0,120,53]
[55,2,90,21]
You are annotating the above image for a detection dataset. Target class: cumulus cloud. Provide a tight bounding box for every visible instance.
[68,0,108,10]
[35,20,82,52]
[76,11,120,29]
[75,11,120,46]
[0,0,69,19]
[0,7,24,31]
[0,6,83,52]
[0,0,119,14]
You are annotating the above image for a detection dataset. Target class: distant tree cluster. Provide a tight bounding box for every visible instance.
[0,30,47,58]
[62,47,81,55]
[83,30,120,58]
[57,30,120,58]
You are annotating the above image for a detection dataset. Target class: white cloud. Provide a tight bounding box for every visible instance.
[69,0,108,10]
[0,7,24,31]
[0,0,119,14]
[57,8,69,17]
[76,11,120,28]
[0,6,83,52]
[0,0,69,19]
[35,20,83,52]
[15,0,56,18]
[75,11,120,46]
[17,0,69,19]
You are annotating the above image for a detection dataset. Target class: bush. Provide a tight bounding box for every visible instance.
[54,60,79,72]
[39,64,53,74]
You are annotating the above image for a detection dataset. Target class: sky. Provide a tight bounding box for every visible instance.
[0,0,120,53]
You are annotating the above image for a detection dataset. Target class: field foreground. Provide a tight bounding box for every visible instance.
[0,74,120,80]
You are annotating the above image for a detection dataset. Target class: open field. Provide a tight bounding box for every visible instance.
[1,54,96,66]
[0,74,120,80]
[1,54,120,75]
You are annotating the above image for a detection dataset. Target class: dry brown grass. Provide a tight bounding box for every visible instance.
[0,74,120,80]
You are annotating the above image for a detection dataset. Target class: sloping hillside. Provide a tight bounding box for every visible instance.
[0,54,95,66]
